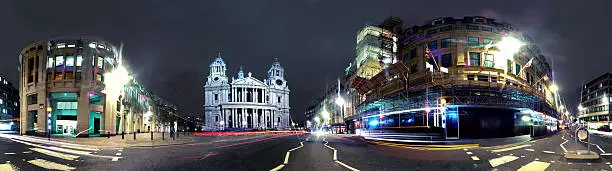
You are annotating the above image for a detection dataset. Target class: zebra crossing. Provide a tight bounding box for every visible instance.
[0,134,121,171]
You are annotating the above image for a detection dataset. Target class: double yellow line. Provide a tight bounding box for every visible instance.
[372,141,479,151]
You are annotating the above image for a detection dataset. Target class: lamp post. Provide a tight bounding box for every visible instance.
[46,106,52,140]
[335,96,345,133]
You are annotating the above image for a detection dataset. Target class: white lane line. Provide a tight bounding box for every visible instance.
[492,144,531,153]
[525,149,535,152]
[116,153,122,156]
[560,139,569,152]
[0,163,17,171]
[489,155,519,167]
[517,161,550,171]
[335,161,359,171]
[4,153,15,155]
[542,151,555,154]
[59,144,100,152]
[10,139,118,159]
[466,152,473,155]
[609,165,612,169]
[601,153,612,156]
[471,156,480,161]
[30,148,79,161]
[112,157,119,161]
[23,151,32,154]
[28,159,75,170]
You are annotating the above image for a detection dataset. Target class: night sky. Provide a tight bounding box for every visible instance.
[1,0,611,123]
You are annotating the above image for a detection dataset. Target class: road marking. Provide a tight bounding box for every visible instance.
[466,152,473,155]
[525,149,535,152]
[602,153,612,156]
[492,144,531,153]
[112,157,119,161]
[560,139,569,152]
[489,155,519,167]
[517,161,550,171]
[521,156,525,158]
[542,151,555,154]
[118,149,123,152]
[116,153,122,156]
[283,152,290,164]
[270,164,284,171]
[335,161,360,171]
[0,163,16,171]
[28,159,75,170]
[23,151,32,153]
[471,156,480,161]
[463,149,468,151]
[609,165,612,169]
[568,162,572,165]
[4,153,15,155]
[11,138,119,159]
[59,145,100,152]
[550,161,555,163]
[30,148,79,161]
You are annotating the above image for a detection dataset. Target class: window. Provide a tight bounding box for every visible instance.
[474,18,486,23]
[27,94,37,105]
[426,29,438,35]
[428,41,437,50]
[47,57,54,68]
[97,57,104,69]
[439,25,452,32]
[67,44,76,48]
[266,95,269,103]
[441,38,452,48]
[215,116,219,122]
[55,56,64,67]
[466,25,479,30]
[491,76,498,83]
[57,43,65,48]
[482,27,493,32]
[66,56,74,67]
[477,75,489,82]
[467,75,475,80]
[468,52,480,66]
[515,63,521,75]
[277,96,281,103]
[214,94,218,101]
[507,60,514,74]
[0,99,3,104]
[441,54,452,67]
[483,38,492,45]
[76,55,83,67]
[484,54,494,67]
[468,37,479,46]
[410,48,417,60]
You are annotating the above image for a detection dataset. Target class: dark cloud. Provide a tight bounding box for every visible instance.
[1,0,609,122]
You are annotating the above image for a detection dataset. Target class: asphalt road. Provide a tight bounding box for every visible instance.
[1,131,612,171]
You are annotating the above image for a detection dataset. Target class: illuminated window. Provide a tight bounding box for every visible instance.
[441,38,452,48]
[483,38,492,45]
[57,43,66,48]
[468,37,479,46]
[89,43,96,48]
[468,52,480,66]
[507,60,514,74]
[97,57,104,69]
[47,57,54,68]
[515,63,521,75]
[482,27,493,32]
[66,56,74,67]
[76,55,83,66]
[477,75,489,82]
[55,56,64,67]
[0,99,3,104]
[484,54,494,67]
[428,41,437,50]
[439,25,452,32]
[467,75,475,80]
[67,44,76,48]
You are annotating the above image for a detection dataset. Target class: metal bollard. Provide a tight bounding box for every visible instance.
[48,130,51,141]
[133,132,136,140]
[122,131,125,139]
[162,131,165,140]
[172,132,175,141]
[151,131,153,140]
[108,131,110,139]
[177,131,179,138]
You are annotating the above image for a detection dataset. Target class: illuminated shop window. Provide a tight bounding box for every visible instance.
[97,57,104,69]
[55,56,64,67]
[66,56,74,67]
[76,56,83,66]
[468,52,480,66]
[484,54,494,67]
[47,57,54,68]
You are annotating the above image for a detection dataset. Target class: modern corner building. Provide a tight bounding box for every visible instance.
[18,37,176,137]
[345,16,563,140]
[204,55,290,131]
[0,76,19,131]
[578,73,612,128]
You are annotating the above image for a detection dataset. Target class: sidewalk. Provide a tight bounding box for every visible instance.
[24,132,197,148]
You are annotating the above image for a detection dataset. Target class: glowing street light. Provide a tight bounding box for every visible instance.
[578,105,584,111]
[550,84,559,92]
[321,109,331,121]
[495,36,525,56]
[335,97,345,107]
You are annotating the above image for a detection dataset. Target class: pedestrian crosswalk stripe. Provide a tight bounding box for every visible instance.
[492,145,531,153]
[11,139,91,155]
[30,148,79,161]
[59,145,100,152]
[466,152,473,155]
[489,155,519,167]
[471,156,480,161]
[27,159,75,171]
[112,157,119,161]
[0,163,17,171]
[517,161,550,171]
[542,151,555,154]
[525,149,535,152]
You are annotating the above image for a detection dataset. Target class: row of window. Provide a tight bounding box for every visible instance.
[0,99,18,107]
[425,24,497,36]
[214,93,283,104]
[53,42,112,51]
